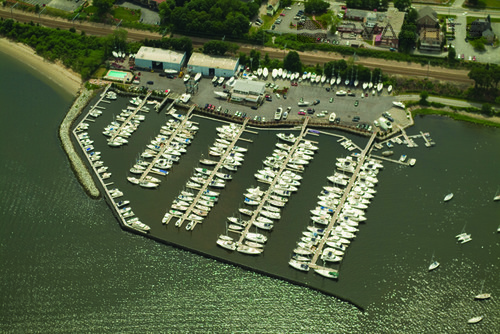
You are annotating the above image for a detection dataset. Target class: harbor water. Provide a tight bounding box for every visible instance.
[0,50,499,332]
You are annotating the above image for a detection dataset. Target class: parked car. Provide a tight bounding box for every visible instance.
[354,100,359,107]
[329,97,334,103]
[352,116,360,122]
[298,111,306,115]
[313,99,320,105]
[147,81,154,85]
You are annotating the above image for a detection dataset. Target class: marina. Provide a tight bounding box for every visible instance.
[70,88,436,307]
[66,73,500,314]
[3,45,500,332]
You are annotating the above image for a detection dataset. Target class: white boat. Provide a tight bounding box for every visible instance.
[274,107,283,121]
[194,72,202,82]
[387,85,393,93]
[362,82,368,90]
[282,69,287,79]
[444,193,454,202]
[288,259,310,272]
[257,68,263,77]
[216,238,236,251]
[474,280,491,300]
[276,133,296,143]
[328,112,337,123]
[238,208,253,216]
[218,77,224,85]
[246,232,267,244]
[428,258,440,271]
[392,101,406,109]
[272,68,278,80]
[494,189,500,201]
[467,316,483,324]
[112,51,118,58]
[183,74,190,82]
[237,244,263,255]
[212,76,218,83]
[263,67,269,78]
[253,221,273,230]
[320,75,326,83]
[314,268,339,279]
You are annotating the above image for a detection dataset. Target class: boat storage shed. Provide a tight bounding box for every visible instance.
[187,53,239,78]
[134,46,186,72]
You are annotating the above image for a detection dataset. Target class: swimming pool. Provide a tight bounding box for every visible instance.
[107,70,128,79]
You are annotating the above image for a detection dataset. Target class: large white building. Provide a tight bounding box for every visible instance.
[134,46,186,72]
[230,80,266,104]
[186,53,239,78]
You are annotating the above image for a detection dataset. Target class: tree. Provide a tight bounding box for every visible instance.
[304,0,330,14]
[406,8,418,23]
[398,29,416,53]
[283,51,302,73]
[447,46,456,63]
[481,103,493,116]
[158,0,175,25]
[394,0,412,12]
[419,91,429,105]
[249,49,261,70]
[93,0,114,19]
[203,40,230,56]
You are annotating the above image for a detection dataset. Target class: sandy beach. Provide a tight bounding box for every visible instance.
[0,38,82,96]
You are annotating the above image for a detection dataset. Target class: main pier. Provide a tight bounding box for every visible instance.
[309,132,378,269]
[138,104,195,183]
[174,118,250,227]
[238,118,310,246]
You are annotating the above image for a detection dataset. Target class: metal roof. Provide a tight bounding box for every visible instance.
[135,46,185,64]
[188,53,238,71]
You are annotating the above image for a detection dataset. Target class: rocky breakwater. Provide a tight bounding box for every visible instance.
[59,87,100,198]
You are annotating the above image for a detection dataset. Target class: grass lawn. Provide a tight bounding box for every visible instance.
[412,108,500,128]
[112,7,141,22]
[466,16,500,25]
[464,0,500,9]
[94,67,108,78]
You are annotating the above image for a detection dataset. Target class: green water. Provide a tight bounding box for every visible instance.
[0,50,498,333]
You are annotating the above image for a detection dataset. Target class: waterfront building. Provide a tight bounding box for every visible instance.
[230,80,266,105]
[186,52,239,78]
[134,46,186,72]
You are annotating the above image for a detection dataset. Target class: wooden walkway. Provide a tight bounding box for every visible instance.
[237,117,310,246]
[310,132,378,266]
[156,94,170,112]
[138,105,196,183]
[397,125,417,148]
[110,91,152,142]
[175,118,250,227]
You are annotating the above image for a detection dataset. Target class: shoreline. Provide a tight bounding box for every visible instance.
[0,38,82,96]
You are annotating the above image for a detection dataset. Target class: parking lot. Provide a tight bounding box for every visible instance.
[134,69,407,131]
